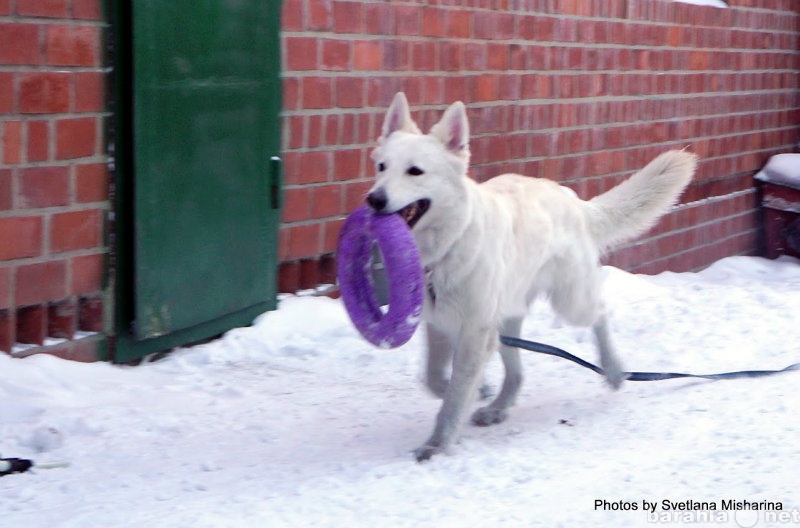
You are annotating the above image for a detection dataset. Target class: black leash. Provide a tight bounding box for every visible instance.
[500,336,800,382]
[0,457,70,477]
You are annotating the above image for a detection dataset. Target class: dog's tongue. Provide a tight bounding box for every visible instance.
[400,203,418,226]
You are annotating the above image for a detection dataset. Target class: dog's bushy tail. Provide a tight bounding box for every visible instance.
[586,150,698,251]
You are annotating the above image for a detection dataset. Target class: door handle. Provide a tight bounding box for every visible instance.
[269,155,282,210]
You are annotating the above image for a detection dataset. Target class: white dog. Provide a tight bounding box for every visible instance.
[366,93,697,461]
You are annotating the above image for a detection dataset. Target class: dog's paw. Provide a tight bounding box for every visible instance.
[601,356,626,390]
[413,444,442,463]
[471,406,508,427]
[603,368,627,390]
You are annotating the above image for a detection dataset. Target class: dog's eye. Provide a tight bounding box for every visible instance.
[407,166,424,176]
[377,162,386,172]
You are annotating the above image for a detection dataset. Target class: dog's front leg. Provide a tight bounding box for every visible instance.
[424,323,453,398]
[425,323,494,400]
[414,329,494,462]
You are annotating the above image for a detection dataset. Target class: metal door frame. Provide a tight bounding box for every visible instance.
[107,0,282,362]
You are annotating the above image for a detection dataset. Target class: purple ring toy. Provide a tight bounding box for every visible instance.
[336,205,424,348]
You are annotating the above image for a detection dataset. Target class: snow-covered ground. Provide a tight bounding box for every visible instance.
[1,256,798,528]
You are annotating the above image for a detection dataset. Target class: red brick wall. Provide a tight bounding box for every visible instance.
[279,0,800,291]
[0,1,107,358]
[2,0,798,355]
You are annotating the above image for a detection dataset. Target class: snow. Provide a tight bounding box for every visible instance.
[671,0,728,7]
[1,256,799,527]
[754,153,800,190]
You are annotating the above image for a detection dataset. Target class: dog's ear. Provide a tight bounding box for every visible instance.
[430,101,470,156]
[380,92,421,140]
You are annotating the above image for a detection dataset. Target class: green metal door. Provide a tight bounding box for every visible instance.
[111,1,282,362]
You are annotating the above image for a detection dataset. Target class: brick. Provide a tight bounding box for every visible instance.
[16,304,46,345]
[72,0,103,20]
[319,253,337,285]
[74,71,104,112]
[410,41,437,71]
[0,23,41,65]
[344,180,372,211]
[19,72,70,113]
[353,40,382,70]
[421,7,447,37]
[0,169,10,210]
[440,42,462,72]
[71,252,105,294]
[56,117,97,159]
[443,77,469,104]
[0,309,12,352]
[17,0,68,18]
[49,209,104,253]
[395,5,419,35]
[26,120,50,162]
[449,10,472,39]
[320,39,351,71]
[306,114,324,148]
[281,0,303,31]
[278,260,301,293]
[281,187,312,223]
[45,25,100,66]
[278,227,289,262]
[382,40,409,71]
[19,166,70,208]
[362,3,393,36]
[0,73,13,113]
[286,223,322,260]
[333,148,364,182]
[307,0,332,31]
[311,184,343,218]
[78,294,102,332]
[0,0,9,15]
[474,75,498,102]
[284,37,318,71]
[0,216,43,260]
[334,77,364,109]
[322,219,344,254]
[283,150,332,186]
[75,163,108,202]
[1,120,22,164]
[48,299,75,339]
[332,1,362,34]
[0,267,10,309]
[299,258,320,290]
[16,261,67,306]
[300,77,333,109]
[282,78,300,111]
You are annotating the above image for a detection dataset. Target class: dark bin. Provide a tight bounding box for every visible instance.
[754,154,800,259]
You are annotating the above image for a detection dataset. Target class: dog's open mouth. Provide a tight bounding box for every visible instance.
[397,199,431,229]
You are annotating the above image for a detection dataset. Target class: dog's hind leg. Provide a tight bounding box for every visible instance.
[549,260,626,390]
[593,314,626,389]
[471,317,524,426]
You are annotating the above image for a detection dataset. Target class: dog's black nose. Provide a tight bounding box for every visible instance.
[366,189,388,212]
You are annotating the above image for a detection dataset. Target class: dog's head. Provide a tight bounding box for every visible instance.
[366,92,471,231]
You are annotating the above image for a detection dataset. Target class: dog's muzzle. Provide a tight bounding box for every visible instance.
[366,189,388,212]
